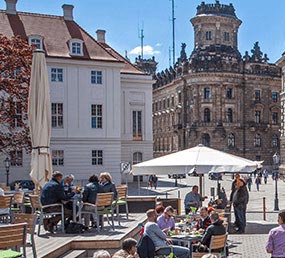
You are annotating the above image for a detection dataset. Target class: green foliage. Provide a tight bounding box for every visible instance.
[0,34,32,156]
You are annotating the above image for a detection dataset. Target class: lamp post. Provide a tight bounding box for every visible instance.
[272,153,279,211]
[4,157,11,187]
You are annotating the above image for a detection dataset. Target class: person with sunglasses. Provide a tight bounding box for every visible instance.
[157,206,176,234]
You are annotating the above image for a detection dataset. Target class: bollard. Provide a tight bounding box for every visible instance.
[263,197,266,221]
[178,190,181,198]
[166,192,168,199]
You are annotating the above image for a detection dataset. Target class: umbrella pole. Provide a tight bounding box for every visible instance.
[199,175,203,196]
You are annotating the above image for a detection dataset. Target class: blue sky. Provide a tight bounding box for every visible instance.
[1,0,285,71]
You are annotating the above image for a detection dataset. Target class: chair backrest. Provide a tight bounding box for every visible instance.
[96,192,114,207]
[13,213,37,235]
[0,222,27,250]
[209,233,227,251]
[0,195,12,209]
[12,191,25,205]
[137,234,155,258]
[0,186,11,191]
[116,185,127,199]
[28,194,41,210]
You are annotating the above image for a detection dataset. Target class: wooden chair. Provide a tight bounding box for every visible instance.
[28,195,41,214]
[81,192,115,231]
[0,195,12,223]
[0,186,11,191]
[12,213,37,258]
[0,222,28,257]
[113,185,129,225]
[193,233,228,258]
[11,191,25,215]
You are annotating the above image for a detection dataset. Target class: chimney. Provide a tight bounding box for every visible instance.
[96,30,106,43]
[5,0,17,15]
[62,4,74,21]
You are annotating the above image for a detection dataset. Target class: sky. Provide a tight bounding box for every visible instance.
[1,0,285,71]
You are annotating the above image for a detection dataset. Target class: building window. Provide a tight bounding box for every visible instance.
[28,35,43,50]
[13,102,22,127]
[255,90,261,101]
[226,88,233,99]
[163,99,166,109]
[10,150,23,166]
[51,68,63,82]
[272,112,278,124]
[204,108,211,123]
[51,103,63,128]
[226,108,233,123]
[69,39,83,56]
[91,70,102,84]
[228,133,235,147]
[272,92,278,102]
[159,100,162,110]
[178,92,182,104]
[254,134,261,147]
[272,134,279,147]
[92,150,103,165]
[202,133,211,147]
[255,111,261,123]
[133,152,143,164]
[224,32,230,41]
[256,155,261,161]
[52,150,64,166]
[204,88,211,99]
[206,31,212,40]
[91,104,103,128]
[167,98,170,108]
[171,96,175,107]
[133,110,142,141]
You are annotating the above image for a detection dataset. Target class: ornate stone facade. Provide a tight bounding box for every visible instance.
[152,1,281,169]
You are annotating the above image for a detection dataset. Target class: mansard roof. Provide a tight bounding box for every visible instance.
[0,10,120,62]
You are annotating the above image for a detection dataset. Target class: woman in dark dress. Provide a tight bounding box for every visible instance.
[99,172,118,199]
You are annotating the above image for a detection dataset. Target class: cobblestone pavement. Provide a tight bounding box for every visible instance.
[127,174,285,257]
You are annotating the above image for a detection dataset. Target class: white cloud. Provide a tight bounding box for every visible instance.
[155,43,162,47]
[129,45,160,55]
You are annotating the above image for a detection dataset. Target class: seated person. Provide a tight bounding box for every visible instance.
[112,238,139,258]
[93,250,111,258]
[99,172,118,199]
[82,174,103,227]
[157,206,175,234]
[144,209,190,258]
[184,185,207,214]
[62,174,76,210]
[41,171,74,232]
[195,211,226,252]
[155,204,165,216]
[196,207,211,231]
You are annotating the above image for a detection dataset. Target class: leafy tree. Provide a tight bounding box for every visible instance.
[0,35,32,158]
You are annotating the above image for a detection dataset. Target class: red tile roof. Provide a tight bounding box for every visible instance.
[0,9,145,74]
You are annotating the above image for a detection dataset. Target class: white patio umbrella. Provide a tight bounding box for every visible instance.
[28,50,52,188]
[131,144,261,176]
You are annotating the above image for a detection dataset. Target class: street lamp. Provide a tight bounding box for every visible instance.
[272,153,279,211]
[4,157,11,187]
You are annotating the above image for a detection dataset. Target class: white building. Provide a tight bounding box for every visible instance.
[0,0,153,185]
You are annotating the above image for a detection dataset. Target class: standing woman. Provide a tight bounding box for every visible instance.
[99,172,118,200]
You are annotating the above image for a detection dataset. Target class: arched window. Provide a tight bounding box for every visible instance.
[133,152,142,165]
[254,134,261,147]
[227,108,233,123]
[204,108,211,123]
[272,134,279,147]
[202,133,211,147]
[255,110,261,123]
[228,133,235,147]
[272,112,278,124]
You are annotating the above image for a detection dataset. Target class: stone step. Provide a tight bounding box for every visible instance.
[60,250,87,258]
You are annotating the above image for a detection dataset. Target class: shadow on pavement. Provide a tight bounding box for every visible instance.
[244,221,275,234]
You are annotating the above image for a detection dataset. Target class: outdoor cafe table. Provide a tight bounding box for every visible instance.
[171,233,202,258]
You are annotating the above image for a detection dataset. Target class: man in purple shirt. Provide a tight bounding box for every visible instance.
[266,210,285,258]
[157,206,175,234]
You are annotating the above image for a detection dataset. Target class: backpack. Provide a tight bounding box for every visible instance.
[137,234,155,258]
[65,222,86,234]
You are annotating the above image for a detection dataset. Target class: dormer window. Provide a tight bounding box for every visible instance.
[28,35,43,50]
[69,39,83,56]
